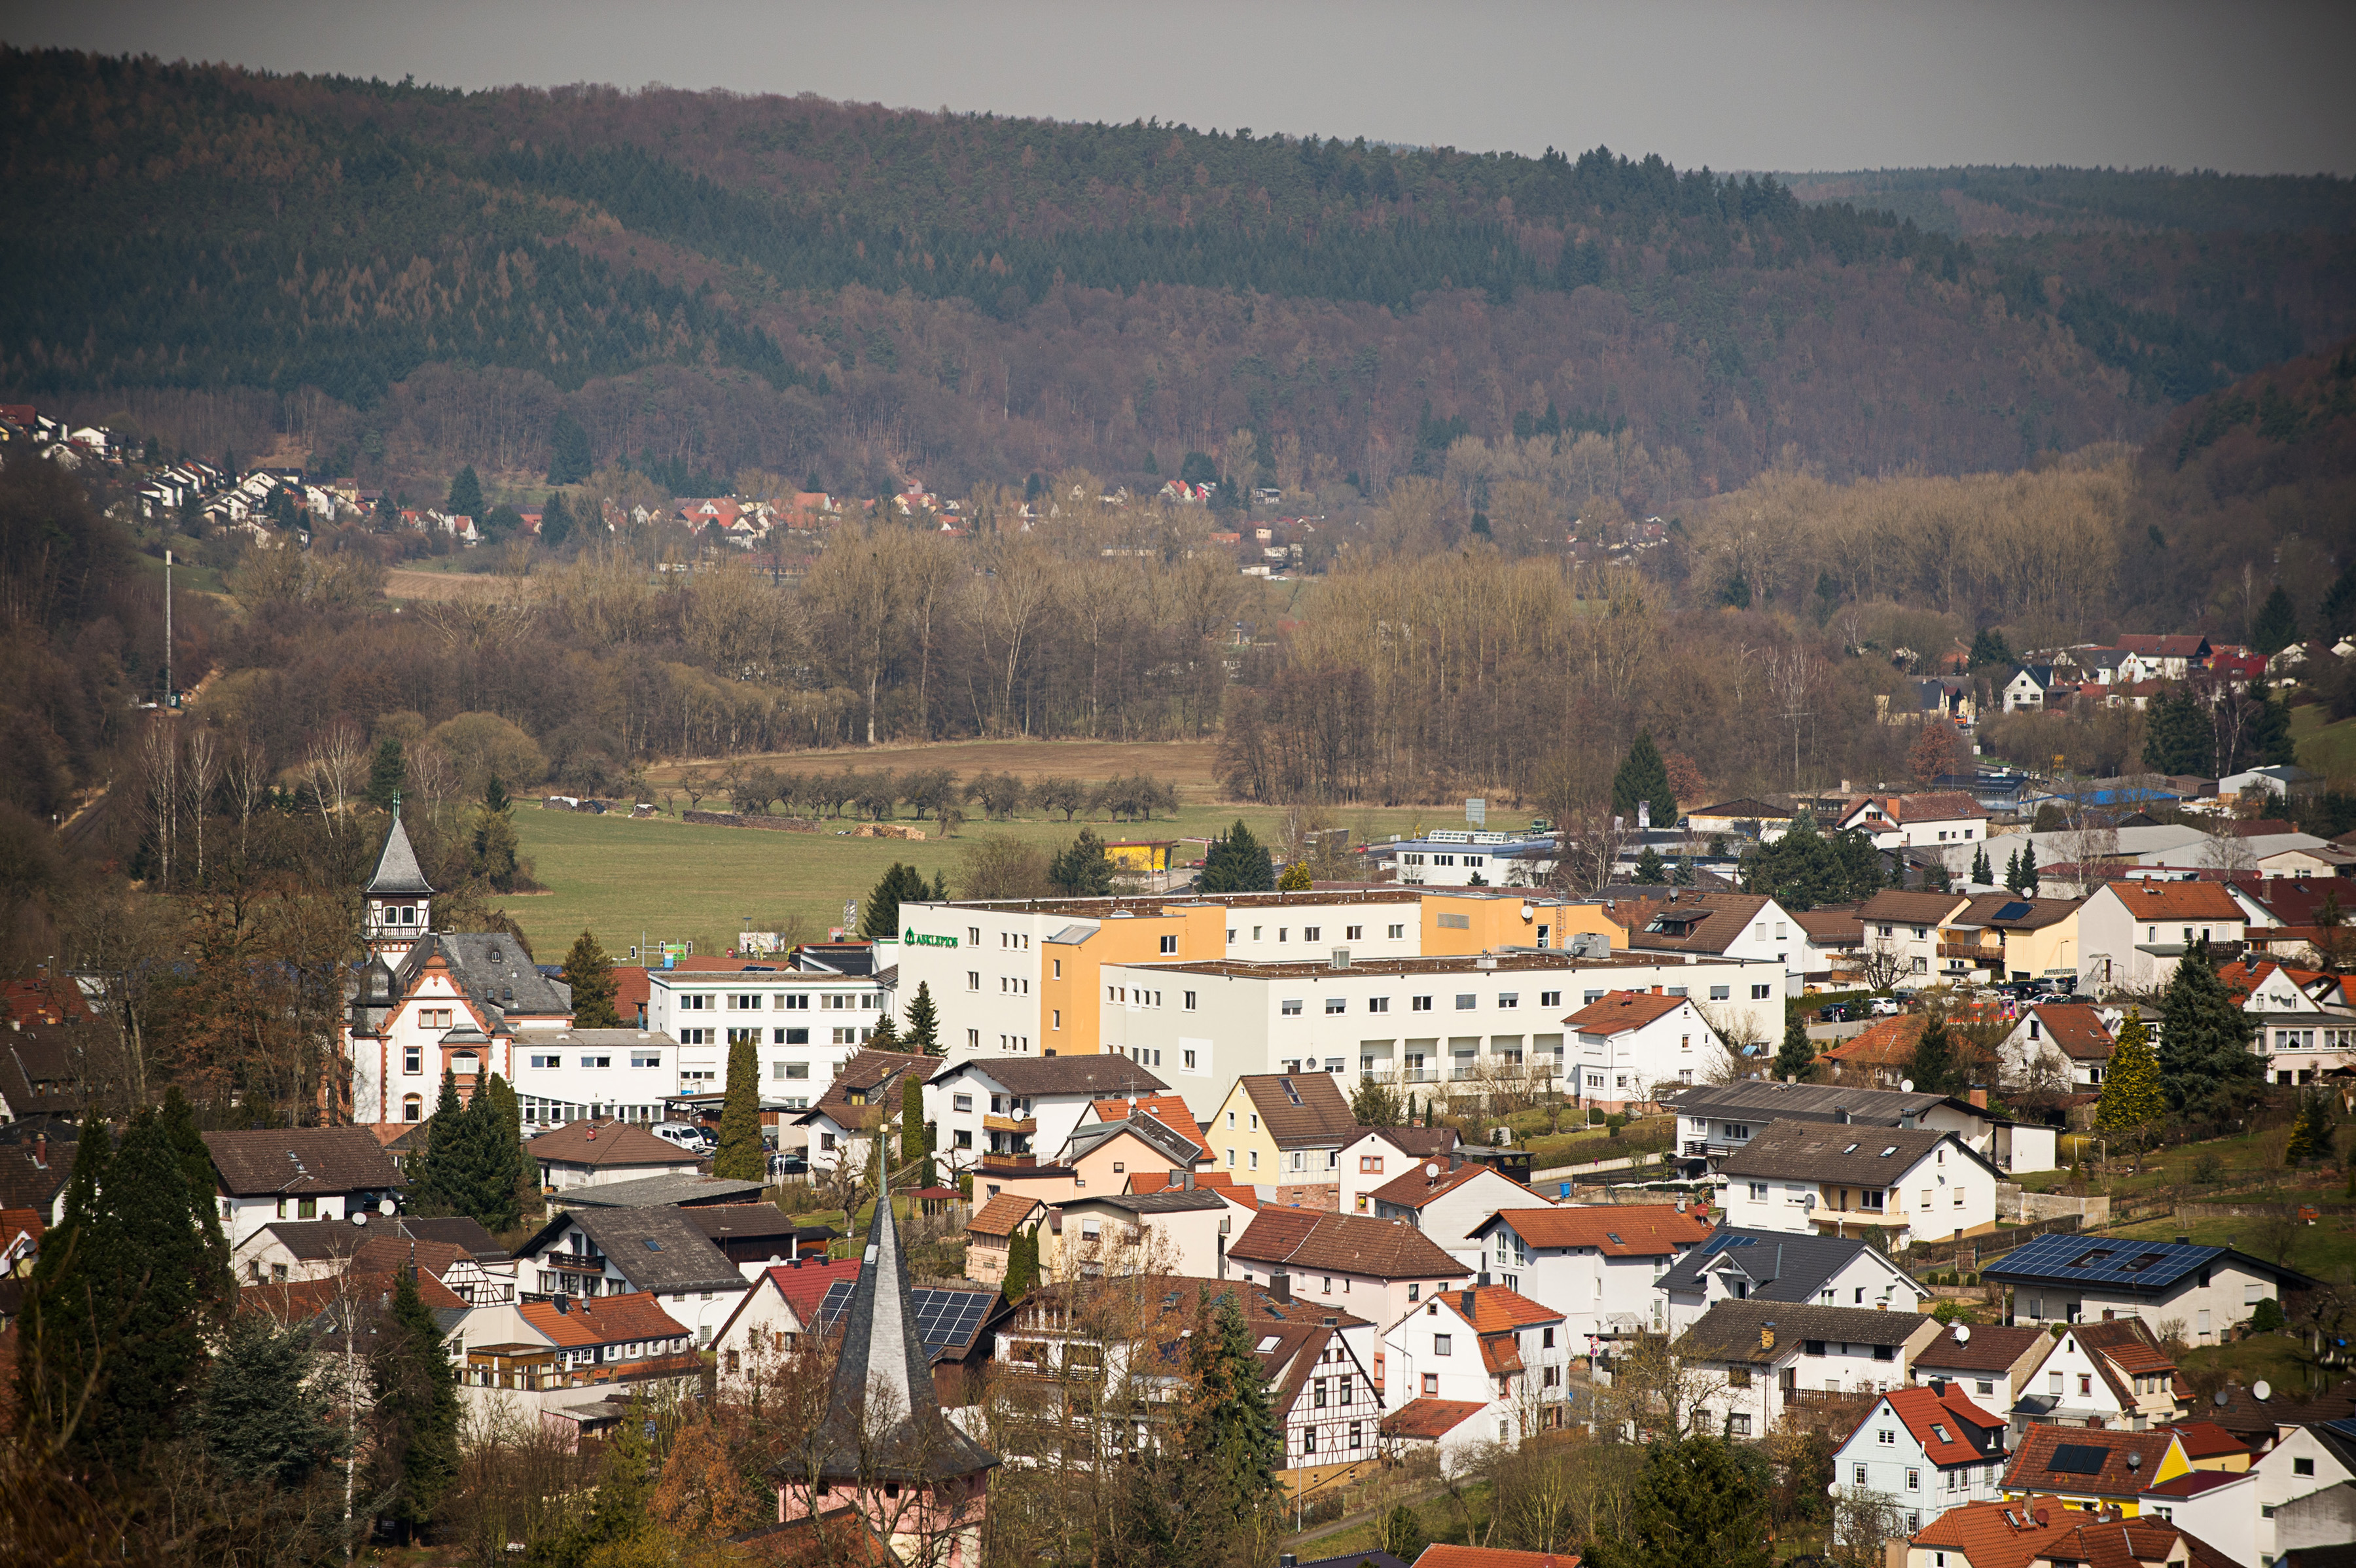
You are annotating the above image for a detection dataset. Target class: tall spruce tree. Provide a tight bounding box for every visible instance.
[1972,844,1992,885]
[2251,585,2298,656]
[901,1073,927,1175]
[1049,827,1116,896]
[713,1033,764,1182]
[366,737,407,811]
[17,1111,111,1447]
[1588,1435,1773,1568]
[562,929,620,1027]
[859,861,931,940]
[459,1075,526,1231]
[1775,1015,1815,1083]
[2017,840,2039,892]
[546,414,593,486]
[1908,1014,1961,1096]
[412,1069,469,1215]
[1199,821,1274,893]
[1173,1293,1282,1556]
[904,981,943,1056]
[160,1085,235,1308]
[1612,732,1677,827]
[373,1269,460,1532]
[2158,946,2261,1110]
[199,1311,334,1486]
[446,464,484,518]
[2143,690,2215,775]
[2096,1009,2164,1134]
[1632,846,1668,883]
[540,490,574,548]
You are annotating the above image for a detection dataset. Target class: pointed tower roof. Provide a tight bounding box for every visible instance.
[806,1190,997,1485]
[366,814,435,898]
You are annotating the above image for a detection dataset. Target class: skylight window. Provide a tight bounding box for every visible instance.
[1844,1143,1860,1154]
[2067,1249,2116,1269]
[1607,1233,1626,1247]
[643,1238,663,1251]
[1880,1147,1898,1157]
[1931,1423,1950,1442]
[1257,1334,1283,1353]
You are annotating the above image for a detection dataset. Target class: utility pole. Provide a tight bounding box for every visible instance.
[164,548,173,706]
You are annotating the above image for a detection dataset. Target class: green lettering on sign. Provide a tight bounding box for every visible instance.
[902,928,959,948]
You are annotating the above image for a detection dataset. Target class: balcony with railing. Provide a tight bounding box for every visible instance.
[543,1251,605,1274]
[980,1151,1039,1170]
[1937,940,2005,965]
[984,1114,1038,1135]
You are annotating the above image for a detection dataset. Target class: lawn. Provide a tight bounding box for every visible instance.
[2291,703,2356,783]
[2011,1126,2330,1201]
[2102,1205,2356,1290]
[500,779,1527,963]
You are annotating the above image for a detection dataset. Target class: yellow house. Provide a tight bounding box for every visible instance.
[1207,1071,1359,1207]
[2003,1427,2190,1518]
[1103,840,1177,873]
[1937,893,2082,985]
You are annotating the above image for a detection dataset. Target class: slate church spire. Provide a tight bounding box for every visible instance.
[363,811,435,957]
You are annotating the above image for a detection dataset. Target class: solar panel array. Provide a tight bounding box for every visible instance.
[2044,1443,2109,1476]
[815,1280,997,1357]
[1701,1234,1758,1256]
[1990,1231,2213,1289]
[1995,901,2033,921]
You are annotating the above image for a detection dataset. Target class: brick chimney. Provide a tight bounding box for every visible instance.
[1968,1086,1988,1109]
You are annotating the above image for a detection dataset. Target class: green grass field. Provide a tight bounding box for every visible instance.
[2103,1204,2356,1289]
[501,794,1498,964]
[2292,703,2356,783]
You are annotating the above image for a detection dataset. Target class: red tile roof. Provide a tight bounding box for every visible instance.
[967,1194,1044,1238]
[2024,1004,2116,1060]
[1367,1160,1534,1211]
[1484,1205,1713,1258]
[1379,1397,1489,1440]
[2165,1420,2249,1461]
[1437,1284,1563,1334]
[1872,1383,2008,1467]
[1412,1547,1582,1568]
[1229,1209,1470,1283]
[1823,1014,1927,1066]
[2101,880,2244,920]
[518,1290,688,1349]
[760,1258,863,1321]
[1088,1093,1211,1158]
[2004,1424,2181,1498]
[1564,990,1689,1033]
[239,1268,465,1323]
[527,1116,702,1171]
[1124,1169,1257,1207]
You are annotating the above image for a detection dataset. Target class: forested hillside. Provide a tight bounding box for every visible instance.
[7,49,2355,503]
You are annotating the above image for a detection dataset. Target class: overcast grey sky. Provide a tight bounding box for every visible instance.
[5,0,2351,175]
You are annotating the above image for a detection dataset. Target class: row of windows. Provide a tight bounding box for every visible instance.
[1230,923,1400,943]
[671,991,876,1011]
[1400,853,1484,867]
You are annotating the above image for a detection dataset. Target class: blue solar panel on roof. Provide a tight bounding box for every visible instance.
[1990,1232,2215,1289]
[1995,901,2033,921]
[2044,1444,2109,1476]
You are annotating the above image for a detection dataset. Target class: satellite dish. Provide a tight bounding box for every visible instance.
[351,1211,368,1226]
[2213,1389,2229,1408]
[379,1198,397,1216]
[1826,1482,1842,1499]
[1520,904,1535,921]
[1953,1323,1971,1344]
[2253,1380,2271,1401]
[1425,1162,1440,1179]
[1901,1079,1916,1094]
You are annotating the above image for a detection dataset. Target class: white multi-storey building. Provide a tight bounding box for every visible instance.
[641,967,889,1115]
[1092,950,1773,1120]
[1830,1383,2012,1537]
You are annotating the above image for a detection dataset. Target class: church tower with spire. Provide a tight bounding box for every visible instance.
[776,1186,997,1563]
[363,808,435,959]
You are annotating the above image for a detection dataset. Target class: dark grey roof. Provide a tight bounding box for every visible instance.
[1076,1190,1235,1215]
[1654,1227,1893,1301]
[431,933,572,1018]
[249,1218,380,1261]
[1064,1114,1200,1169]
[801,1194,997,1484]
[1667,1080,1990,1128]
[1673,1300,1931,1364]
[1718,1120,1996,1187]
[395,1215,507,1260]
[522,1206,745,1294]
[366,815,435,897]
[1984,1233,2321,1296]
[931,1054,1168,1097]
[558,1174,766,1209]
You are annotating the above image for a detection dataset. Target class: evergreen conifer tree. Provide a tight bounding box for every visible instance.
[1172,1294,1282,1549]
[1349,1078,1405,1127]
[373,1269,460,1532]
[366,737,407,811]
[2246,682,2296,766]
[2158,946,2262,1110]
[1277,859,1313,891]
[16,1111,110,1441]
[1199,821,1274,893]
[199,1310,333,1486]
[1908,1014,1960,1097]
[1967,628,2014,671]
[546,414,594,486]
[483,772,511,815]
[904,981,943,1055]
[540,490,573,549]
[480,1073,536,1228]
[859,861,930,940]
[1775,1016,1815,1083]
[901,1074,927,1175]
[1586,1434,1773,1568]
[1004,1227,1036,1299]
[2286,1090,2332,1164]
[2322,562,2356,639]
[562,929,620,1027]
[2143,690,2216,775]
[2096,1009,2164,1135]
[2252,586,2298,656]
[456,1076,525,1231]
[1049,827,1116,896]
[2017,840,2038,892]
[446,464,484,518]
[1612,732,1677,826]
[1924,860,1952,893]
[866,1011,901,1050]
[413,1069,468,1215]
[1632,846,1668,883]
[1972,844,1992,885]
[713,1033,764,1182]
[2004,847,2021,891]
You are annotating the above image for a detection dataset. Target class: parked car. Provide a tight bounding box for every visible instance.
[650,1122,716,1152]
[1817,1003,1853,1022]
[771,1150,809,1178]
[1867,996,1904,1016]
